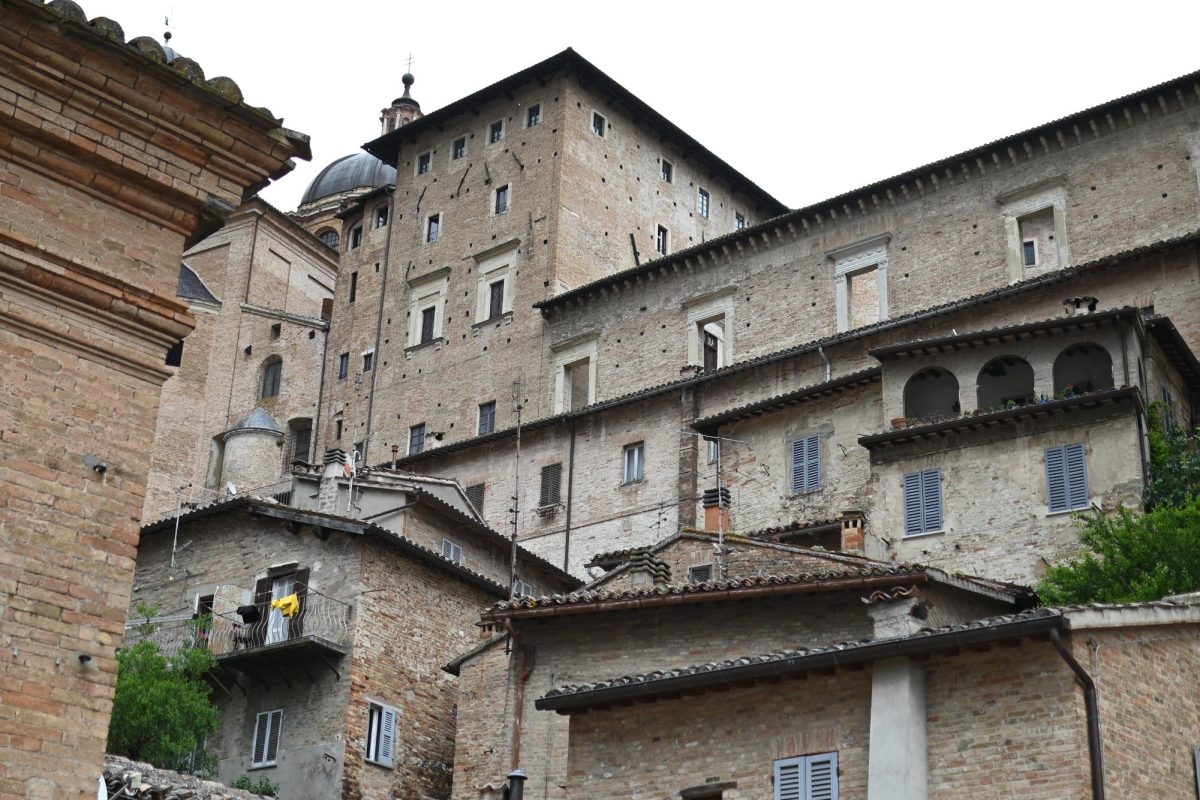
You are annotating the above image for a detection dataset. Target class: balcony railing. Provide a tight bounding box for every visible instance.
[124,593,353,662]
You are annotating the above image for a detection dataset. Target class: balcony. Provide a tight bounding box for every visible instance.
[124,593,354,674]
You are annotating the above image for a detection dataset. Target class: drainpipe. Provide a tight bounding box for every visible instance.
[563,418,576,573]
[818,345,832,382]
[503,620,535,773]
[1050,627,1105,800]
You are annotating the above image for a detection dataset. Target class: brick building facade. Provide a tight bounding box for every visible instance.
[0,3,308,798]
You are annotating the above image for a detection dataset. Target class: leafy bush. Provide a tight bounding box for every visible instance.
[233,775,280,796]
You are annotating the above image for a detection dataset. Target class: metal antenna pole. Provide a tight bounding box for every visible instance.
[170,482,190,577]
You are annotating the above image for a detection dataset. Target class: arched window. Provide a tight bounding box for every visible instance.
[1053,343,1114,397]
[261,357,282,399]
[977,355,1035,410]
[903,367,960,421]
[317,228,340,250]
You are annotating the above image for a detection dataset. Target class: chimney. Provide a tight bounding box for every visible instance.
[839,509,866,554]
[702,486,731,534]
[319,448,347,514]
[390,444,399,470]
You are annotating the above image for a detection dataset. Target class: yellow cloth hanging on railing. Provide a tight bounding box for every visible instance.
[270,593,300,619]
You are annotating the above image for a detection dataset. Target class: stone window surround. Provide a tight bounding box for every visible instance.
[525,101,543,128]
[551,332,599,413]
[997,175,1070,282]
[450,135,468,162]
[425,211,443,244]
[591,110,607,138]
[829,233,891,333]
[406,268,450,350]
[492,182,513,217]
[415,150,432,176]
[473,241,519,324]
[684,286,736,369]
[488,119,505,144]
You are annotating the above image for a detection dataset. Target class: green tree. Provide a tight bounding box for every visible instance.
[1144,402,1200,510]
[107,632,220,771]
[1038,497,1200,604]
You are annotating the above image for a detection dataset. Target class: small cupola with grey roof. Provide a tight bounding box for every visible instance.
[219,407,285,493]
[381,72,423,135]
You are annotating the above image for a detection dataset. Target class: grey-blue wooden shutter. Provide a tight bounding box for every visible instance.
[1046,446,1067,512]
[1065,443,1088,510]
[774,757,803,800]
[806,752,838,800]
[921,469,942,533]
[791,439,805,493]
[378,706,396,768]
[252,712,269,765]
[903,472,924,535]
[791,435,821,493]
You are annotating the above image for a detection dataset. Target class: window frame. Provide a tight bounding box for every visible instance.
[416,151,432,175]
[623,441,645,484]
[348,270,358,303]
[526,104,542,127]
[688,564,713,583]
[591,111,607,137]
[365,701,397,768]
[735,212,746,230]
[830,234,890,333]
[261,358,282,399]
[361,349,374,373]
[337,352,349,380]
[539,462,563,507]
[409,423,426,456]
[494,183,510,215]
[773,751,838,800]
[426,213,441,243]
[1022,237,1038,268]
[374,205,389,228]
[465,482,485,514]
[478,401,497,435]
[451,136,467,160]
[251,709,283,769]
[697,187,710,218]
[660,158,673,183]
[349,225,363,250]
[902,468,943,537]
[488,119,504,144]
[656,225,669,256]
[790,434,821,494]
[440,537,464,565]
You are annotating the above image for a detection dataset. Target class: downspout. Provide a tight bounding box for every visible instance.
[363,190,396,462]
[503,620,535,773]
[563,418,576,573]
[818,345,832,382]
[1050,627,1105,800]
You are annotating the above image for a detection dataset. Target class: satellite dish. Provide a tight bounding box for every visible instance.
[226,482,238,496]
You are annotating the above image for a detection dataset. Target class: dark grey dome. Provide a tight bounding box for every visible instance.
[300,152,396,206]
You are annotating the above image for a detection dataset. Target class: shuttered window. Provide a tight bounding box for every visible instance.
[251,709,283,767]
[440,538,464,566]
[540,463,563,507]
[366,702,397,768]
[774,752,838,800]
[790,435,821,494]
[465,483,485,515]
[1046,443,1089,513]
[688,564,713,583]
[902,468,943,536]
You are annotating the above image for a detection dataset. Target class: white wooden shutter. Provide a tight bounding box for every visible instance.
[378,705,397,768]
[252,709,282,766]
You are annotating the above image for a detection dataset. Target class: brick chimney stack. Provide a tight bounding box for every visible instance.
[839,509,866,554]
[320,449,348,514]
[703,486,731,534]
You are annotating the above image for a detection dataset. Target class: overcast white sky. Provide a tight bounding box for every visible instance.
[83,0,1200,213]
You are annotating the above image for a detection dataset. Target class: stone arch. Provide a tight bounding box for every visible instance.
[903,367,960,420]
[976,355,1035,410]
[1053,343,1114,396]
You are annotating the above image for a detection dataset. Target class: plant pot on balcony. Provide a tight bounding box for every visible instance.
[890,417,907,431]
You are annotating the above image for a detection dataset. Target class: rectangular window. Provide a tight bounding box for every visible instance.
[417,152,431,175]
[334,418,343,439]
[349,271,358,303]
[527,104,541,127]
[487,279,505,320]
[489,120,504,143]
[292,423,312,463]
[623,442,645,484]
[420,307,437,344]
[270,323,281,340]
[698,187,710,218]
[165,339,184,367]
[1046,443,1089,513]
[656,225,669,256]
[495,184,509,215]
[338,352,349,380]
[512,578,536,598]
[441,537,464,565]
[688,564,713,583]
[790,435,821,494]
[251,709,283,768]
[903,469,943,536]
[703,328,720,370]
[362,351,374,372]
[426,214,440,243]
[705,436,720,464]
[350,225,362,249]
[375,206,388,228]
[478,401,496,435]
[539,463,563,507]
[592,112,606,137]
[365,702,397,768]
[465,483,485,514]
[1022,238,1038,267]
[773,752,838,800]
[452,137,466,160]
[661,158,673,183]
[409,423,425,455]
[735,212,746,230]
[564,358,591,411]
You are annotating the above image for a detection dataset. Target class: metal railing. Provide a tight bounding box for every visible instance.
[124,593,353,659]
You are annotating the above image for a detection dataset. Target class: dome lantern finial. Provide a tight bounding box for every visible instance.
[401,71,415,100]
